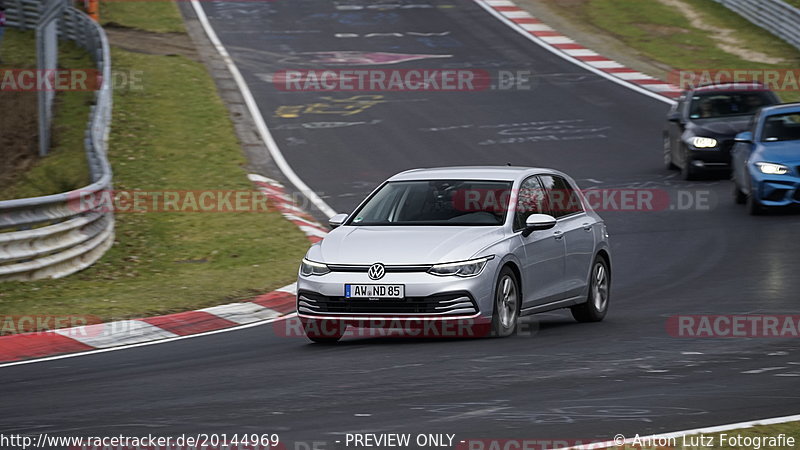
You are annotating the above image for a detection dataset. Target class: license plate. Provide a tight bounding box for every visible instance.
[345,284,404,299]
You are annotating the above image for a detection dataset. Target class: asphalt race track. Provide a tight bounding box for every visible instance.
[2,0,800,447]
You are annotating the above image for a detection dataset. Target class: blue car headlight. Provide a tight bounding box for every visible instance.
[428,256,493,278]
[755,162,790,175]
[300,258,330,276]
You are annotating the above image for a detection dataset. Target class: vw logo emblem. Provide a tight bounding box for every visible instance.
[368,263,385,280]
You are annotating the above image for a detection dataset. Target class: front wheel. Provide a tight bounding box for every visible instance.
[491,267,520,337]
[681,146,698,180]
[747,192,765,215]
[664,135,677,170]
[302,318,344,344]
[571,256,610,323]
[733,181,746,205]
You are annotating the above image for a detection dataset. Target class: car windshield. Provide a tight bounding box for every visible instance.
[349,180,513,226]
[761,112,800,142]
[689,91,775,119]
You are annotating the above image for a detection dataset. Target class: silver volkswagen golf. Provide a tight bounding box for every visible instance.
[297,166,611,343]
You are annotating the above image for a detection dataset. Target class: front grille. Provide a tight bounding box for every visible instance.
[764,188,789,202]
[298,291,478,316]
[719,139,734,154]
[326,264,432,273]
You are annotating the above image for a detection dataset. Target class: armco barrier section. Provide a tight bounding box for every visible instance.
[0,0,114,281]
[714,0,800,51]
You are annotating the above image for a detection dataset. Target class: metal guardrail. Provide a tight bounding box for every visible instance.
[714,0,800,51]
[0,0,114,281]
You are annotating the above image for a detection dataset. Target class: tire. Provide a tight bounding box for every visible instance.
[302,318,344,344]
[681,145,698,180]
[747,191,765,216]
[307,335,342,344]
[664,135,677,170]
[491,267,520,338]
[733,181,746,205]
[571,256,610,323]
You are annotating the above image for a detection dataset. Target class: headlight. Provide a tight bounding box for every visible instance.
[755,162,790,175]
[300,258,330,276]
[428,256,493,278]
[691,137,718,149]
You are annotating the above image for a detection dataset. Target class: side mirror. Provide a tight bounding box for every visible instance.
[735,131,753,143]
[328,213,348,229]
[667,111,682,123]
[523,214,557,236]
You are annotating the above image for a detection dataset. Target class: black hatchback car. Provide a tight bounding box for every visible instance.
[664,83,781,179]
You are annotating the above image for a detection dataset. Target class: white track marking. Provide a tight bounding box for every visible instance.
[520,23,552,32]
[199,303,282,324]
[473,0,676,105]
[277,283,297,293]
[613,71,656,80]
[501,10,532,18]
[648,84,682,92]
[539,36,575,44]
[562,49,599,57]
[53,320,179,348]
[190,0,337,218]
[586,60,625,69]
[565,413,800,449]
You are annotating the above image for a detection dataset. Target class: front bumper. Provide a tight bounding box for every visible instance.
[751,169,800,206]
[686,141,733,170]
[296,263,497,321]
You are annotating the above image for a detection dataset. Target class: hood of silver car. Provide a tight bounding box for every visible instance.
[313,225,506,265]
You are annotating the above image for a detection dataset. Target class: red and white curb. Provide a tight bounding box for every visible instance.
[478,0,682,99]
[249,173,329,243]
[0,173,332,363]
[0,284,300,363]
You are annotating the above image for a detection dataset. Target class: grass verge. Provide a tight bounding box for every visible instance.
[0,30,93,199]
[538,0,800,102]
[99,1,185,33]
[0,5,310,328]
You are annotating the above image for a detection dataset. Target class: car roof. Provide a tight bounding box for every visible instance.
[690,82,771,94]
[388,166,558,182]
[760,102,800,115]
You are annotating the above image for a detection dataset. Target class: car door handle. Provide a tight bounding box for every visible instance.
[582,223,592,232]
[553,230,564,240]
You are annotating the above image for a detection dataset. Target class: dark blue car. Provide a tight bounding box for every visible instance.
[732,103,800,214]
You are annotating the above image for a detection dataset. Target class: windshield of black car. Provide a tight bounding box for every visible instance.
[762,113,800,142]
[349,180,513,226]
[689,92,776,119]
